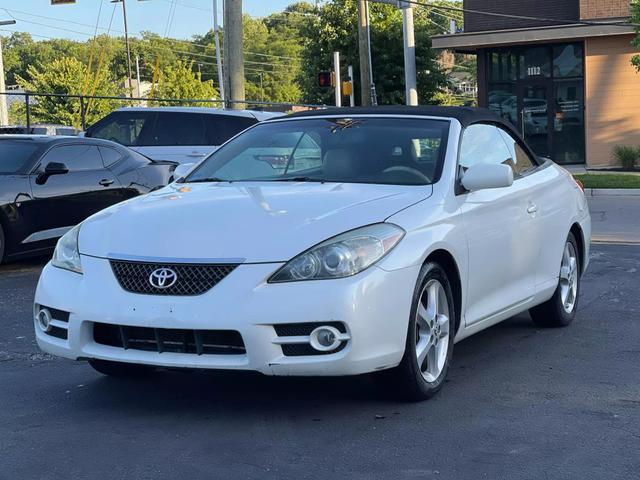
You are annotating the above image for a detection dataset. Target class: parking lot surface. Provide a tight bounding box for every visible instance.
[1,245,639,480]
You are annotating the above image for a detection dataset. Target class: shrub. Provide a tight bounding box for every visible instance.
[612,145,638,170]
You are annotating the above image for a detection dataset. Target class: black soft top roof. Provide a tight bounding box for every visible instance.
[285,105,506,128]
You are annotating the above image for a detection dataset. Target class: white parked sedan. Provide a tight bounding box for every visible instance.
[34,106,591,400]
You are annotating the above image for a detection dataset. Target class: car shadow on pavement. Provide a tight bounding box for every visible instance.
[73,312,540,414]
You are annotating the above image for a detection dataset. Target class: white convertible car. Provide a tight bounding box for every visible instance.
[34,106,590,400]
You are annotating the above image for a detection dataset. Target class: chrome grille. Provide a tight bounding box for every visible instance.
[110,260,238,296]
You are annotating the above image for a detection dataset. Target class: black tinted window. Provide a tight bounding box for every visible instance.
[41,145,103,171]
[149,113,206,146]
[98,146,123,167]
[204,115,257,145]
[87,111,155,146]
[0,142,41,174]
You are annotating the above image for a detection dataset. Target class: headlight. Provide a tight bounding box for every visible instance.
[269,223,404,283]
[51,225,82,274]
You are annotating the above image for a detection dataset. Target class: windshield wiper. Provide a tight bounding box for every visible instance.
[273,176,325,183]
[186,177,230,183]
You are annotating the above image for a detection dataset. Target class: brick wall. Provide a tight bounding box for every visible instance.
[464,0,579,32]
[580,0,630,20]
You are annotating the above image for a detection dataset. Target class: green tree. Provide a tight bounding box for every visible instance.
[632,0,640,71]
[149,60,218,106]
[298,0,447,105]
[14,56,122,128]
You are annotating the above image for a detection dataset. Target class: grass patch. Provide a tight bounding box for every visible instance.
[574,174,640,189]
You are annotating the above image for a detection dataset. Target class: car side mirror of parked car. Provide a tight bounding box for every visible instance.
[36,162,69,185]
[461,163,514,192]
[173,163,195,182]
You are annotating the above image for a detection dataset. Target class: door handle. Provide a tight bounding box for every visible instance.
[187,153,206,157]
[99,179,114,187]
[527,204,538,215]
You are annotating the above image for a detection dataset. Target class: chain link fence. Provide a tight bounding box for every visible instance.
[0,91,325,133]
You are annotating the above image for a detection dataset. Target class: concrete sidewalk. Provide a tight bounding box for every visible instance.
[587,196,640,244]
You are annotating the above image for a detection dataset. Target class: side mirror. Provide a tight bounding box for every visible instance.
[45,162,70,175]
[173,163,195,182]
[36,162,69,185]
[461,163,514,192]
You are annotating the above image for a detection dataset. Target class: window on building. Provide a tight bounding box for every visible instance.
[553,43,583,78]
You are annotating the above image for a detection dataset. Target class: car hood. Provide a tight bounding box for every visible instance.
[79,182,432,262]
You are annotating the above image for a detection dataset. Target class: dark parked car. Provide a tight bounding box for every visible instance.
[0,136,176,263]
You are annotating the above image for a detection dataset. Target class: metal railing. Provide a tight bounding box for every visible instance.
[0,91,325,131]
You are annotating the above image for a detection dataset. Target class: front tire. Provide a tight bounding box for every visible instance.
[88,359,155,378]
[530,232,581,327]
[377,262,456,401]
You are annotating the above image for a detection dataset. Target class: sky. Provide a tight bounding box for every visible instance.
[0,0,300,42]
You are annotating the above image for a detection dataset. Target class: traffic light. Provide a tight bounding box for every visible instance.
[318,71,334,88]
[342,81,353,96]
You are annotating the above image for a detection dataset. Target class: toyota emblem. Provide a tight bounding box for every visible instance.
[149,268,178,289]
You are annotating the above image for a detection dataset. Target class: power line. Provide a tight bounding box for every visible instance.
[2,15,295,70]
[1,7,302,61]
[405,0,638,28]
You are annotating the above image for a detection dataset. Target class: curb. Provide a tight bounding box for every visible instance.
[585,188,640,197]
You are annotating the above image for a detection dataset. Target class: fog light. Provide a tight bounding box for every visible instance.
[37,308,52,333]
[309,326,342,352]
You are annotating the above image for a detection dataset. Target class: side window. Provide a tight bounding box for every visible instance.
[150,113,206,146]
[497,128,536,176]
[87,112,155,146]
[98,146,123,167]
[459,124,512,171]
[204,115,257,145]
[40,145,104,172]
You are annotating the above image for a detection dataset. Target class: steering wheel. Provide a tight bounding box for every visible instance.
[382,166,431,183]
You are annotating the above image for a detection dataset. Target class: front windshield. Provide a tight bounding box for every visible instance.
[186,117,450,186]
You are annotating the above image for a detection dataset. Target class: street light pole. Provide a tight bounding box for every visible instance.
[212,0,225,106]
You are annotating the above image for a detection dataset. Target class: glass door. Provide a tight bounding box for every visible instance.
[518,82,552,159]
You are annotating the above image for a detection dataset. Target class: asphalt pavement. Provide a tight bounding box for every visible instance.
[588,195,640,245]
[1,243,639,480]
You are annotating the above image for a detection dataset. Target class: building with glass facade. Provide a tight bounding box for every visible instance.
[432,1,638,167]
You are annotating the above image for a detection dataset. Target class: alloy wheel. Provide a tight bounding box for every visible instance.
[559,241,579,314]
[415,279,450,382]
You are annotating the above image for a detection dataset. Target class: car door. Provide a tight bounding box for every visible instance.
[458,124,540,326]
[27,144,123,240]
[496,127,573,292]
[136,112,210,163]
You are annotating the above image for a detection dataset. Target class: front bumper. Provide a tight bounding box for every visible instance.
[34,255,419,376]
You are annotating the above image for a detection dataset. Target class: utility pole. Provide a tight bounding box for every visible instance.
[356,1,376,106]
[113,0,134,98]
[401,2,418,105]
[223,0,245,110]
[212,0,225,106]
[333,52,342,107]
[0,20,16,126]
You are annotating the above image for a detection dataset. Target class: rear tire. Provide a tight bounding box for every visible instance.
[88,359,155,378]
[530,232,581,328]
[376,262,456,401]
